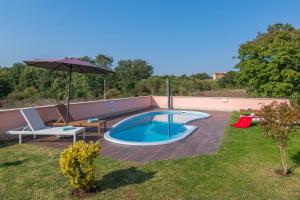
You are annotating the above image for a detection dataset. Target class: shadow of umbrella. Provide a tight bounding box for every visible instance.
[96,167,156,191]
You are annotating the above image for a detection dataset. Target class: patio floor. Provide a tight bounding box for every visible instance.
[10,109,231,163]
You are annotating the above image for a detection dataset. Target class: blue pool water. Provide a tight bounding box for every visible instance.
[104,110,209,145]
[111,121,187,142]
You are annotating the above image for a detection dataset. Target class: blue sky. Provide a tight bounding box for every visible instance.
[0,0,299,75]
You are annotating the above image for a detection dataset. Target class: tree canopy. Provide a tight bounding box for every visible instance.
[0,55,222,108]
[114,59,153,94]
[95,54,113,68]
[191,73,211,80]
[0,67,13,99]
[217,71,238,88]
[235,23,300,97]
[256,101,300,174]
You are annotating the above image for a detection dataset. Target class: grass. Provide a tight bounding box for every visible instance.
[1,113,300,199]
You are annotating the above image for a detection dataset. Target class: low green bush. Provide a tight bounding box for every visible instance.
[106,88,121,99]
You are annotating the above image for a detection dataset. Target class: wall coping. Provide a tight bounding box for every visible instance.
[0,96,151,112]
[152,95,289,100]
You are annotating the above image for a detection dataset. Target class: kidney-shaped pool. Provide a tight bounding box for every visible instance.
[104,110,210,145]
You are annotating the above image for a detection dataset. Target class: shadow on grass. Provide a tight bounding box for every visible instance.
[288,150,300,173]
[96,167,156,191]
[291,151,300,166]
[0,141,16,149]
[0,158,30,168]
[251,122,258,127]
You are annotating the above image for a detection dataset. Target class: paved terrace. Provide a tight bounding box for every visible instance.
[5,109,230,163]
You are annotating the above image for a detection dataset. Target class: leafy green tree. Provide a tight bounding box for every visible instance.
[1,54,248,107]
[7,62,25,90]
[115,59,153,94]
[133,79,151,96]
[290,92,300,107]
[106,88,121,99]
[0,68,13,99]
[235,23,300,97]
[256,101,300,175]
[218,71,237,88]
[50,76,68,100]
[18,67,39,90]
[146,76,164,95]
[171,77,194,96]
[180,74,188,79]
[72,74,93,98]
[95,54,113,68]
[191,73,211,80]
[79,56,96,64]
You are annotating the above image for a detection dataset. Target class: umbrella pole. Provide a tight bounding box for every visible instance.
[66,66,72,125]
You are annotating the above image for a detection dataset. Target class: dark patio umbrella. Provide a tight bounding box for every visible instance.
[23,57,113,124]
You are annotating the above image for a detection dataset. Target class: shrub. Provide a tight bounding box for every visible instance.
[290,92,300,107]
[0,71,13,99]
[256,101,300,175]
[133,79,151,96]
[60,141,100,191]
[106,88,121,99]
[217,71,238,88]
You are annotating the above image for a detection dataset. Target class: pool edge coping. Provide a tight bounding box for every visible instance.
[104,109,210,146]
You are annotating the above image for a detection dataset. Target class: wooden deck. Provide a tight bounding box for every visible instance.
[9,109,231,163]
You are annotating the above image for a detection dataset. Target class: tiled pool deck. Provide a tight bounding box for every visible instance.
[8,109,230,163]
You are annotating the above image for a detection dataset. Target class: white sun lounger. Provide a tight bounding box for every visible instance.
[6,108,85,144]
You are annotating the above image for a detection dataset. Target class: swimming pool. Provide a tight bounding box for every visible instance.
[104,110,210,145]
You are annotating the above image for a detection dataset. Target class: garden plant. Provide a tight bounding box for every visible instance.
[60,141,100,194]
[256,101,300,175]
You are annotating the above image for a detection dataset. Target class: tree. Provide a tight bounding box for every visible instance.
[95,54,113,68]
[115,59,153,94]
[290,92,300,107]
[0,68,13,99]
[79,56,96,64]
[218,71,237,88]
[106,88,121,99]
[191,73,211,80]
[133,79,151,96]
[50,76,68,100]
[256,101,300,175]
[72,74,93,98]
[7,62,25,90]
[235,23,300,97]
[146,76,164,95]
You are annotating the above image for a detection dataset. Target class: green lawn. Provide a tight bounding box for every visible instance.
[1,113,300,199]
